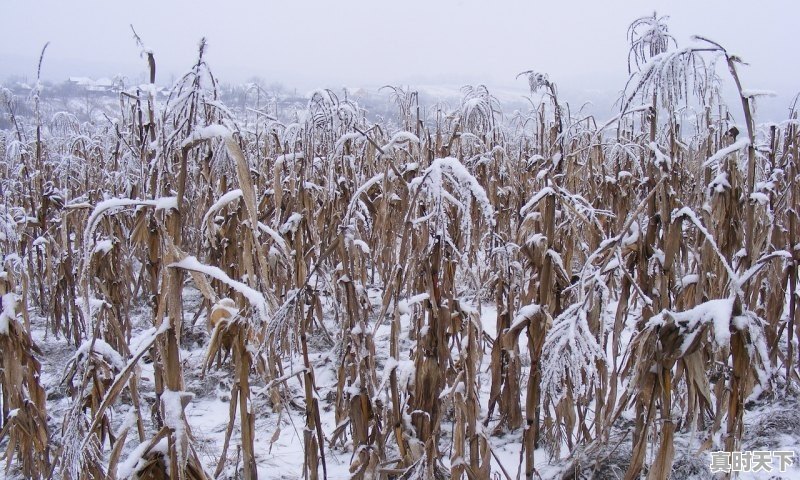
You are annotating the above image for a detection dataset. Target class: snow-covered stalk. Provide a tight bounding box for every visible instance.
[411,237,449,471]
[487,269,523,432]
[0,262,50,478]
[300,300,326,480]
[233,327,257,479]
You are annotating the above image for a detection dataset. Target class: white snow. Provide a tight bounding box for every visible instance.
[433,157,494,224]
[382,131,421,151]
[275,152,304,165]
[702,137,750,168]
[153,197,178,211]
[257,221,290,255]
[92,239,114,255]
[398,293,429,315]
[520,187,555,217]
[83,197,178,264]
[279,212,303,235]
[749,192,769,205]
[740,89,777,98]
[678,273,699,289]
[621,221,640,247]
[169,256,269,322]
[334,132,364,152]
[672,207,739,293]
[73,338,125,370]
[345,173,384,221]
[509,304,542,331]
[180,124,233,148]
[0,292,18,335]
[541,304,605,401]
[648,298,735,351]
[32,236,48,247]
[202,189,243,228]
[118,437,169,479]
[161,389,194,468]
[648,141,672,171]
[708,172,731,193]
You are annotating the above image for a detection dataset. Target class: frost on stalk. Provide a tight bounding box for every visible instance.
[60,407,103,480]
[169,256,269,324]
[541,304,605,405]
[408,156,495,248]
[640,298,772,385]
[201,188,243,237]
[627,12,677,73]
[161,389,195,472]
[620,13,721,115]
[0,291,18,335]
[180,123,233,148]
[517,71,550,94]
[459,85,500,133]
[0,208,19,245]
[83,197,178,266]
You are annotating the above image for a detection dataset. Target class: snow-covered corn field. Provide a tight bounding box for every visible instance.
[1,12,799,480]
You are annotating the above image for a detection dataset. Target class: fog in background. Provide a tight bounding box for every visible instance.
[1,0,797,119]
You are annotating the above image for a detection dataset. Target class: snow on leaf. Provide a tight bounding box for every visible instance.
[169,256,269,323]
[418,157,495,225]
[382,131,420,151]
[118,438,169,480]
[541,304,605,403]
[672,207,739,292]
[257,221,290,257]
[92,239,114,256]
[398,293,430,315]
[0,292,18,335]
[702,137,750,168]
[345,172,384,222]
[708,172,731,193]
[749,192,769,205]
[740,89,776,98]
[520,187,555,217]
[202,189,243,228]
[279,212,303,235]
[646,298,735,351]
[509,304,542,332]
[72,338,125,370]
[647,141,671,171]
[180,124,232,148]
[83,197,177,265]
[161,389,194,470]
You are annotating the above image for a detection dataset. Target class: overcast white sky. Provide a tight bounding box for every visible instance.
[1,0,797,107]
